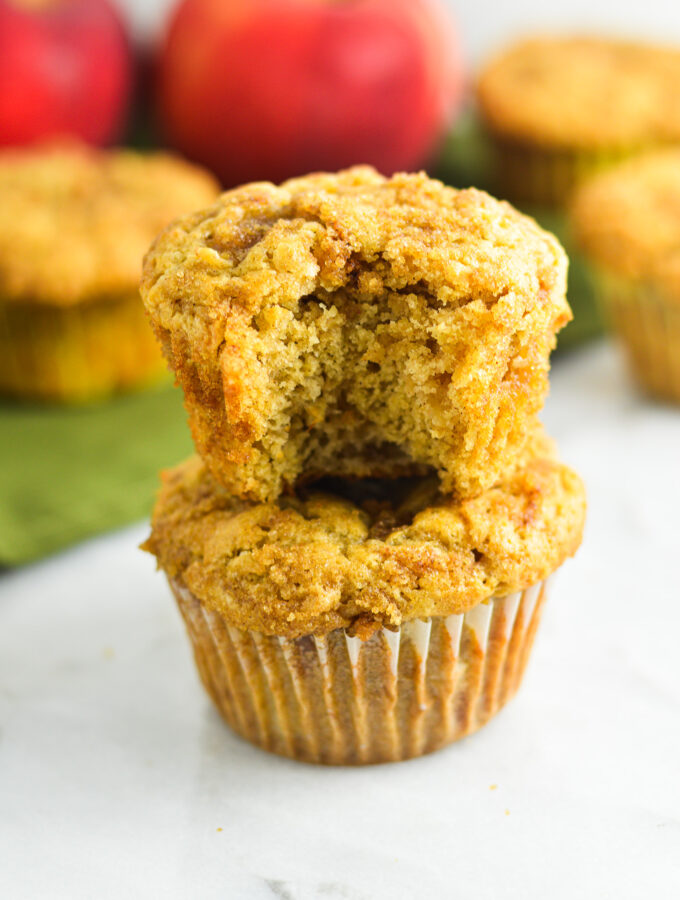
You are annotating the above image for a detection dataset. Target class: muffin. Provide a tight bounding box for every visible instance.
[477,36,680,206]
[141,166,570,502]
[571,150,680,402]
[0,143,218,403]
[143,428,585,765]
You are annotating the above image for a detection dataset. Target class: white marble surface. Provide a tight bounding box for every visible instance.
[1,343,679,900]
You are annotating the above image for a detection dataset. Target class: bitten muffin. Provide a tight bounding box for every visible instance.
[143,428,586,764]
[141,166,570,502]
[477,36,680,206]
[571,150,680,402]
[0,143,219,403]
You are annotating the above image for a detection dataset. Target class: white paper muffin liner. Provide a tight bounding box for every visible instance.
[486,134,644,207]
[594,269,680,403]
[170,579,549,765]
[0,293,166,403]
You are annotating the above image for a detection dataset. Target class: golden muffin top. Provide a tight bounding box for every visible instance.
[571,149,680,297]
[144,429,586,638]
[142,166,565,320]
[140,166,569,503]
[0,143,219,306]
[477,36,680,149]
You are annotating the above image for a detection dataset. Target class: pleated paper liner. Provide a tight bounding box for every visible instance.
[172,579,549,765]
[0,293,167,403]
[594,270,680,403]
[486,135,646,207]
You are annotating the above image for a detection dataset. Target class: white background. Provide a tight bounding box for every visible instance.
[118,0,680,64]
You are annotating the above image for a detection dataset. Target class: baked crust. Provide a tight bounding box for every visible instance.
[571,149,680,300]
[141,166,570,501]
[0,143,219,306]
[143,428,586,639]
[477,36,680,150]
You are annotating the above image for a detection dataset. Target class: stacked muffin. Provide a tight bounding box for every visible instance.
[0,143,218,403]
[141,167,585,765]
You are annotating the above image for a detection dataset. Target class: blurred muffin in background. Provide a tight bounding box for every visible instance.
[0,144,218,403]
[477,36,680,207]
[571,150,680,402]
[143,429,585,765]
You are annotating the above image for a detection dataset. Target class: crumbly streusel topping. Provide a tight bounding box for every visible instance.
[478,36,680,149]
[144,428,585,638]
[0,143,218,305]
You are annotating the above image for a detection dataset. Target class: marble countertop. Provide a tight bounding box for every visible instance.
[2,343,679,900]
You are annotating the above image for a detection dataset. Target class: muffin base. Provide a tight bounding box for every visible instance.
[595,271,680,403]
[172,579,548,765]
[487,135,643,207]
[0,294,167,403]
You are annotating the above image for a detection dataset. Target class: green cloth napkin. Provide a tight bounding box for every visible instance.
[0,382,193,566]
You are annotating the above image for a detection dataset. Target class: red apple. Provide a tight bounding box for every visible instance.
[0,0,132,147]
[157,0,462,186]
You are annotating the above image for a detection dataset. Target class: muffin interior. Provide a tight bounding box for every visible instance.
[208,274,556,501]
[250,280,489,486]
[298,471,440,540]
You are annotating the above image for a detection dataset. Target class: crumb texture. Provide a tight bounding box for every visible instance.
[143,430,586,638]
[0,143,219,305]
[572,149,680,298]
[478,37,680,149]
[141,167,570,501]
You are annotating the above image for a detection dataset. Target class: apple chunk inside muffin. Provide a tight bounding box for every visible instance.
[141,167,570,502]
